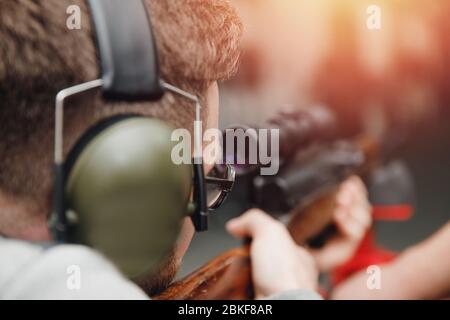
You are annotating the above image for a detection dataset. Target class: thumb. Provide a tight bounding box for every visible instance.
[226,209,272,239]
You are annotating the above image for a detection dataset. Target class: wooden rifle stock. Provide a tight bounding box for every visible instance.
[154,247,253,300]
[153,135,379,300]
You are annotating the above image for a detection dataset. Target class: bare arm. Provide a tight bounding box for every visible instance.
[332,222,450,300]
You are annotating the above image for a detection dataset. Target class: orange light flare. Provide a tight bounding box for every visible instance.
[228,0,450,130]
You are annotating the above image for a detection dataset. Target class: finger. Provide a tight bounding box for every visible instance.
[336,184,353,207]
[347,176,368,197]
[333,206,352,235]
[226,209,277,239]
[345,186,372,228]
[351,204,373,229]
[347,176,369,205]
[334,206,367,239]
[342,177,372,228]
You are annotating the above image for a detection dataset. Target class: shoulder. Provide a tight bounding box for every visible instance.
[0,237,44,290]
[0,237,148,300]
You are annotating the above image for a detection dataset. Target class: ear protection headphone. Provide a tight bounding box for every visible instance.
[49,0,215,279]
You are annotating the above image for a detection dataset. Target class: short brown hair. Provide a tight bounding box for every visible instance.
[0,0,242,223]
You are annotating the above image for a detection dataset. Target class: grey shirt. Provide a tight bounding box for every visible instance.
[0,237,321,300]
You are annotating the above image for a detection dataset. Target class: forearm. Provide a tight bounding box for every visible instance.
[332,222,450,300]
[389,222,450,299]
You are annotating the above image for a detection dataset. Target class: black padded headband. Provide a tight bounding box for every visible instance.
[88,0,164,101]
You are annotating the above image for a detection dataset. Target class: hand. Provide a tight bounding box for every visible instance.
[226,209,319,299]
[310,176,372,272]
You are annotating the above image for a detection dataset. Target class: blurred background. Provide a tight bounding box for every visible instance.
[180,0,450,277]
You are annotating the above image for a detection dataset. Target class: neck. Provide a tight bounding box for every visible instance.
[0,191,50,241]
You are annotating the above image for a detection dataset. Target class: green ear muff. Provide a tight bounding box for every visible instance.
[65,116,191,279]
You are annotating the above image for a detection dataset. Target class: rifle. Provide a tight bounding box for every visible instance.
[154,109,382,300]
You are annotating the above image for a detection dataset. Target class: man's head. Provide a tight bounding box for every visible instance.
[0,0,242,292]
